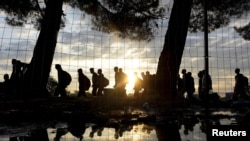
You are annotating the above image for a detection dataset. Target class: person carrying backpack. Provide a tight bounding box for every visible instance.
[77,68,90,97]
[97,69,109,96]
[90,68,98,96]
[234,68,249,100]
[54,64,71,97]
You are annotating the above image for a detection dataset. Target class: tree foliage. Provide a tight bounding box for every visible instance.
[0,0,43,27]
[68,0,167,40]
[1,0,250,40]
[189,0,250,33]
[234,23,250,40]
[0,0,166,41]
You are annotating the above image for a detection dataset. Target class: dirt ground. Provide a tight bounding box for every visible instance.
[0,92,236,125]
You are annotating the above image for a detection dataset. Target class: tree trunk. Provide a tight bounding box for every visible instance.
[156,0,192,102]
[22,0,63,97]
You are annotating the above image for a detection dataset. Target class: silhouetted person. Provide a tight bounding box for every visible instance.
[133,72,142,97]
[77,68,90,97]
[233,68,249,100]
[10,59,27,95]
[181,69,187,95]
[114,66,119,89]
[54,64,71,97]
[185,72,195,101]
[10,59,28,81]
[0,74,11,98]
[90,68,98,96]
[198,71,203,99]
[97,69,104,96]
[200,70,212,101]
[3,74,10,85]
[114,67,127,96]
[118,68,128,96]
[10,59,22,81]
[113,66,120,95]
[13,59,31,97]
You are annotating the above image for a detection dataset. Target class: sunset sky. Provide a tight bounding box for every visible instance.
[0,1,250,96]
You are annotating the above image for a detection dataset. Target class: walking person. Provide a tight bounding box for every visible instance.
[119,68,128,96]
[113,66,121,95]
[54,64,71,97]
[185,72,195,101]
[198,71,203,100]
[181,69,187,95]
[114,66,119,89]
[77,68,90,97]
[0,74,11,100]
[90,68,98,96]
[10,59,24,95]
[233,68,249,100]
[10,59,22,82]
[133,72,142,97]
[200,70,212,101]
[97,69,104,96]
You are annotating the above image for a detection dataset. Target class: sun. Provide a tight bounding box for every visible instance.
[125,71,137,94]
[128,72,136,84]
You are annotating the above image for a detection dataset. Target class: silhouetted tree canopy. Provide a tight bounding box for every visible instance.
[0,0,67,29]
[234,23,250,40]
[71,0,166,40]
[189,0,250,33]
[0,0,43,27]
[1,0,250,40]
[0,0,167,41]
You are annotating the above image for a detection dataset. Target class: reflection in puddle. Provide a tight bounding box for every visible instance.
[0,110,238,141]
[0,122,204,141]
[48,124,157,141]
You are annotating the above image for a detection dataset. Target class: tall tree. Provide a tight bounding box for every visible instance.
[156,0,192,102]
[22,0,64,97]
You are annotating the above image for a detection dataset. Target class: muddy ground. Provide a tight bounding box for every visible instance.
[0,93,240,125]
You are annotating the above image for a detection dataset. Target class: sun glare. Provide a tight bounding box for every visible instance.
[128,72,136,84]
[126,71,136,94]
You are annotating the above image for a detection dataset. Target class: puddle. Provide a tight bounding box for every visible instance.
[0,112,238,141]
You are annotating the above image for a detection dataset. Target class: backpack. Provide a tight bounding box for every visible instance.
[103,77,109,87]
[63,71,72,85]
[83,75,91,90]
[238,74,248,87]
[243,75,249,88]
